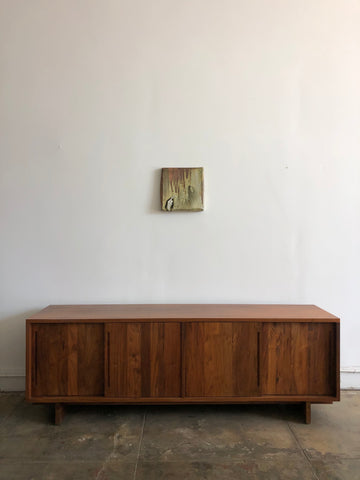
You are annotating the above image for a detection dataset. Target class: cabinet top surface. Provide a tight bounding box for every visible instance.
[27,304,339,322]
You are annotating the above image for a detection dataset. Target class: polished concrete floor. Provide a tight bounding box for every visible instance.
[0,391,359,480]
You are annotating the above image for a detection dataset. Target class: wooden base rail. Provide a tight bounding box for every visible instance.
[26,304,340,425]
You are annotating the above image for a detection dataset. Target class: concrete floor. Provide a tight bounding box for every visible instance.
[0,392,359,480]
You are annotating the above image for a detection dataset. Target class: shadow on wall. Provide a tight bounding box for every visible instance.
[0,310,39,391]
[148,168,163,214]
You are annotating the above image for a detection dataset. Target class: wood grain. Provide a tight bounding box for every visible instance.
[31,324,103,397]
[54,403,65,425]
[262,323,336,395]
[27,395,337,404]
[105,323,181,398]
[184,322,260,397]
[27,304,340,322]
[32,324,68,396]
[77,324,104,395]
[26,304,340,424]
[25,322,32,400]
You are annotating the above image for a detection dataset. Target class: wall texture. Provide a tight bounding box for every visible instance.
[1,0,360,390]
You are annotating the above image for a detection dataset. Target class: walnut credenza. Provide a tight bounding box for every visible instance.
[26,304,340,424]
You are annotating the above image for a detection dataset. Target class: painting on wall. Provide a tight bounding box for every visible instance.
[160,167,204,212]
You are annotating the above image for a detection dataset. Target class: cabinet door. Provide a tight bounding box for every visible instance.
[105,323,181,398]
[262,323,336,395]
[31,324,104,397]
[184,322,260,397]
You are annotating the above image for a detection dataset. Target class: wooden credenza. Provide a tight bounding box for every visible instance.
[26,304,340,424]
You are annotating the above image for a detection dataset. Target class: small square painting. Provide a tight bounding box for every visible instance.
[161,167,204,211]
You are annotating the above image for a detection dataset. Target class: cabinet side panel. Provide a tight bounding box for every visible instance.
[308,324,336,395]
[336,323,340,399]
[26,323,32,400]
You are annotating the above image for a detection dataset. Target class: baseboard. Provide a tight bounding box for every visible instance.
[340,368,360,390]
[0,376,25,392]
[1,371,360,392]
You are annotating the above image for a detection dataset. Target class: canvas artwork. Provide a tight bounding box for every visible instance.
[160,167,204,212]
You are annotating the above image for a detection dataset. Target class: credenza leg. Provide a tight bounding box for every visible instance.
[304,402,311,424]
[54,403,65,425]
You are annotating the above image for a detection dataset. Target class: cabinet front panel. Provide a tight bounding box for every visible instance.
[262,323,336,395]
[32,325,68,396]
[75,324,104,395]
[105,323,181,398]
[31,324,104,397]
[184,322,260,397]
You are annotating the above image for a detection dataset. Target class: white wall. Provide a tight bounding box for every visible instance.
[1,0,360,390]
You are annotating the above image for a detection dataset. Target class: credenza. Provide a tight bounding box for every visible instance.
[26,304,340,424]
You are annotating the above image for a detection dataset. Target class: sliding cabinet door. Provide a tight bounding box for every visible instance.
[105,323,181,398]
[262,323,337,396]
[31,324,104,397]
[184,322,260,397]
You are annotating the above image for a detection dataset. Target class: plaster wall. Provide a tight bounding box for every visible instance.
[1,0,360,389]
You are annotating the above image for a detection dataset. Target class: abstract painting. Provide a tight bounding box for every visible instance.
[160,167,204,211]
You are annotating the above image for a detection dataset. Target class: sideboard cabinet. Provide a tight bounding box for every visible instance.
[26,305,340,424]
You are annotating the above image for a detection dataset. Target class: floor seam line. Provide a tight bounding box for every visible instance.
[95,412,140,480]
[287,422,320,480]
[133,410,146,480]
